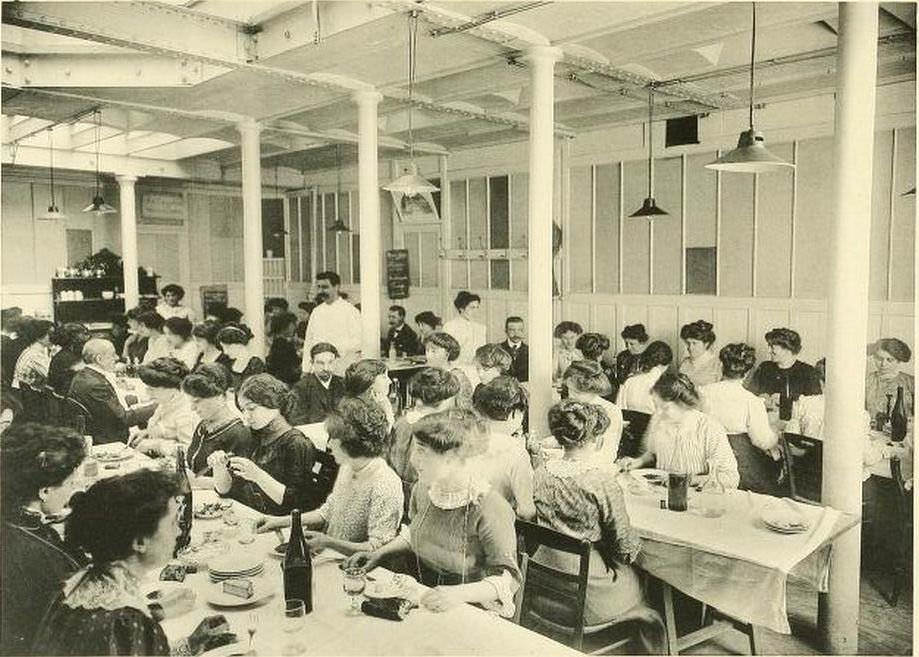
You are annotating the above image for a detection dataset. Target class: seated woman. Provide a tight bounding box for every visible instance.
[257,398,403,556]
[747,327,821,418]
[346,409,521,617]
[700,344,780,495]
[131,358,198,456]
[473,344,513,387]
[344,359,395,431]
[32,470,233,656]
[163,317,199,371]
[423,331,474,409]
[619,372,740,489]
[388,367,459,487]
[1,424,87,655]
[266,312,301,386]
[552,321,584,383]
[12,317,54,389]
[414,311,443,344]
[613,324,649,385]
[472,376,535,519]
[563,360,623,462]
[182,364,252,484]
[192,320,232,372]
[209,374,318,515]
[48,323,91,396]
[616,341,673,415]
[576,332,617,401]
[865,338,914,419]
[122,307,149,366]
[217,323,266,391]
[678,320,721,388]
[532,402,651,631]
[138,311,172,365]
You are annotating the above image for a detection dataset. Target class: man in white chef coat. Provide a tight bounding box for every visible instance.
[300,271,361,375]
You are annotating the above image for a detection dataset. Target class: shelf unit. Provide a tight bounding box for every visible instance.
[51,275,159,325]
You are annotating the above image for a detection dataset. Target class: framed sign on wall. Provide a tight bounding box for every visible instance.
[140,191,185,225]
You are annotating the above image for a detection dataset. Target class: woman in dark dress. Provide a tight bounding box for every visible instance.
[192,320,232,373]
[48,323,91,396]
[32,469,235,656]
[182,364,253,482]
[216,323,266,391]
[747,327,822,418]
[614,324,649,385]
[1,423,88,656]
[209,374,319,515]
[266,312,301,386]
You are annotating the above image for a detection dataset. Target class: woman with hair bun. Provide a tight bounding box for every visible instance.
[163,316,198,370]
[33,470,235,656]
[563,360,623,462]
[576,332,617,401]
[553,321,584,382]
[131,357,198,456]
[217,323,266,391]
[192,320,232,372]
[1,424,87,655]
[182,363,252,481]
[619,372,739,489]
[12,317,54,389]
[48,322,91,396]
[700,344,779,494]
[423,331,474,409]
[678,320,721,387]
[616,341,673,414]
[865,337,914,418]
[614,324,650,385]
[345,409,520,617]
[531,401,660,643]
[748,328,822,417]
[343,358,395,431]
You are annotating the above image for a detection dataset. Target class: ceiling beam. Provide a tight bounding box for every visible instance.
[1,52,223,87]
[5,116,53,142]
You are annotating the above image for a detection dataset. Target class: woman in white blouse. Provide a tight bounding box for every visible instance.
[619,372,739,489]
[678,320,721,388]
[131,357,199,456]
[616,341,673,415]
[563,360,622,462]
[700,344,780,494]
[442,291,487,366]
[163,316,199,370]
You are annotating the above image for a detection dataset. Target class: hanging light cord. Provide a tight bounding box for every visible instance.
[408,11,418,161]
[749,2,757,129]
[647,88,654,197]
[47,128,57,207]
[93,110,102,198]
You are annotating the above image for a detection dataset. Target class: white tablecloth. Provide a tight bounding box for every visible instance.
[621,478,851,633]
[152,491,579,656]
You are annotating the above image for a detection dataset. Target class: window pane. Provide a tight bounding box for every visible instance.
[420,232,438,288]
[337,193,351,284]
[407,232,421,287]
[686,247,717,295]
[491,259,510,290]
[289,198,301,282]
[489,175,509,249]
[352,238,360,284]
[450,180,468,288]
[468,178,487,252]
[301,195,312,282]
[323,193,336,273]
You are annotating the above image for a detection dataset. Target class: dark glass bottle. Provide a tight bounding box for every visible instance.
[779,375,793,421]
[283,509,313,613]
[890,385,908,443]
[174,446,193,557]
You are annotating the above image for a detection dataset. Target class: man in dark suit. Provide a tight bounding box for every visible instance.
[68,338,157,444]
[500,316,529,383]
[382,305,422,357]
[287,342,345,426]
[1,308,24,386]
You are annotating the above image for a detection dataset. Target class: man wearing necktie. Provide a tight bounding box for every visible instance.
[500,316,529,383]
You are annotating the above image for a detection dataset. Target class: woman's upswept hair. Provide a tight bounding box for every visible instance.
[548,400,611,448]
[411,408,488,459]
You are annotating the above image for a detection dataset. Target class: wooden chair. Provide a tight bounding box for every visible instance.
[44,387,68,425]
[883,456,913,606]
[514,519,665,654]
[62,397,91,435]
[309,448,339,504]
[620,410,652,459]
[781,433,822,504]
[17,382,46,423]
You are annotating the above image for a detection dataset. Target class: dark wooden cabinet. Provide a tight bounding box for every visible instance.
[51,275,159,326]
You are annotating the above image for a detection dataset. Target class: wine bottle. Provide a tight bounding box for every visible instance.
[283,509,313,613]
[890,385,908,443]
[779,376,793,421]
[174,446,193,557]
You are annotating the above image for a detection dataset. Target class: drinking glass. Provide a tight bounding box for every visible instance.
[282,599,306,656]
[238,518,257,545]
[342,567,366,611]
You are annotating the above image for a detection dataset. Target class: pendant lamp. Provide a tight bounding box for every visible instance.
[706,3,794,173]
[902,188,915,196]
[630,89,668,217]
[382,11,439,197]
[38,127,67,221]
[82,110,117,215]
[328,144,350,232]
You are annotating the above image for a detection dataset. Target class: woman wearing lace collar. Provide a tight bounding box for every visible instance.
[345,409,520,617]
[32,470,234,656]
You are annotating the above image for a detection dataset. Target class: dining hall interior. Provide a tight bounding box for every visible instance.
[0,1,915,656]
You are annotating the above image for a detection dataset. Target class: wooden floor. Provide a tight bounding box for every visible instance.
[682,570,913,655]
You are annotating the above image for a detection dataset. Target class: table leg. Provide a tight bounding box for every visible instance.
[662,583,680,656]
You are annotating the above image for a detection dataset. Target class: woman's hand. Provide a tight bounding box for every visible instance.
[255,514,288,533]
[344,551,380,572]
[420,587,461,613]
[206,450,230,471]
[616,456,640,471]
[302,530,329,550]
[227,456,266,484]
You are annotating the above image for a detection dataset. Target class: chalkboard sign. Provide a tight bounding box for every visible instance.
[200,284,228,316]
[386,249,410,300]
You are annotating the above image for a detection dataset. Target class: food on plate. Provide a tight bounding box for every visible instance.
[195,502,224,519]
[160,563,187,582]
[222,579,254,600]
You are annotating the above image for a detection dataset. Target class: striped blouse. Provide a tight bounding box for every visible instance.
[646,408,739,488]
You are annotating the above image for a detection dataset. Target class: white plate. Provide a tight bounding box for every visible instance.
[205,579,275,608]
[760,503,809,533]
[364,574,418,600]
[199,643,250,657]
[209,554,264,574]
[630,468,669,485]
[95,449,133,463]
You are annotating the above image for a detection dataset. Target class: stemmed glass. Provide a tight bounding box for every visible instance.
[342,567,367,612]
[247,612,258,651]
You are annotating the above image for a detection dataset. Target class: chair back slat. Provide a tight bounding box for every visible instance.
[309,449,339,504]
[782,432,823,504]
[619,410,651,458]
[62,398,91,435]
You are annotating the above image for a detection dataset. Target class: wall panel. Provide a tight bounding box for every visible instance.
[594,163,620,293]
[755,143,794,298]
[719,174,754,297]
[794,137,834,298]
[450,180,468,288]
[622,161,650,293]
[685,152,718,249]
[569,166,593,293]
[468,178,488,289]
[510,173,529,292]
[652,156,683,295]
[891,127,916,302]
[869,132,893,300]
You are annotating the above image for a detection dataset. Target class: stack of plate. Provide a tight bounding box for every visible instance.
[208,554,264,583]
[760,503,810,534]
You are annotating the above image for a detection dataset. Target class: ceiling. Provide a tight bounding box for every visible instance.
[1,1,915,177]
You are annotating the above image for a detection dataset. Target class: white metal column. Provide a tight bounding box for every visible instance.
[525,46,562,437]
[819,4,879,653]
[354,90,383,358]
[238,119,266,356]
[116,174,139,308]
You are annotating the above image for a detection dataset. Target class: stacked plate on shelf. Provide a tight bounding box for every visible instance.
[208,554,264,583]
